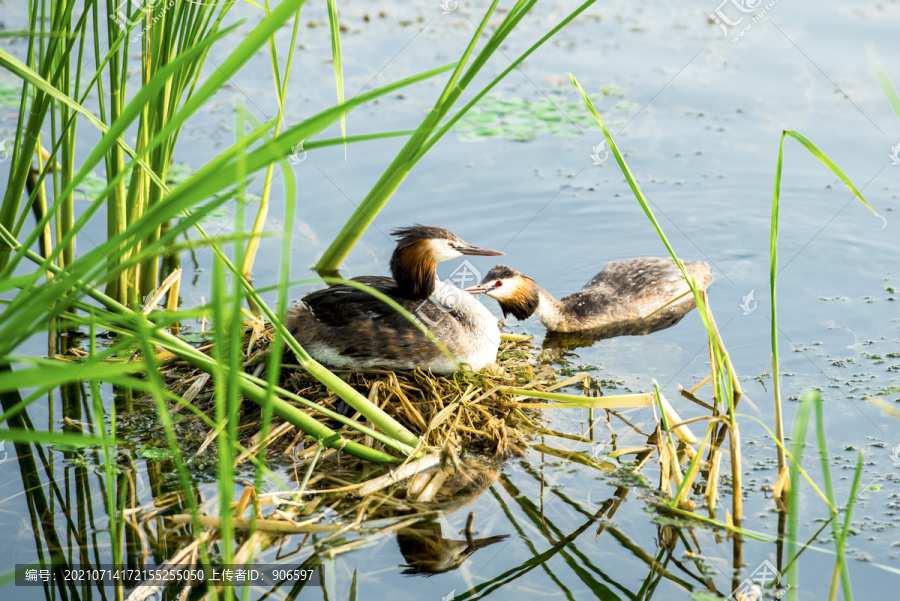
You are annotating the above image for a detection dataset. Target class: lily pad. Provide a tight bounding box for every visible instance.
[453,86,631,142]
[138,445,174,460]
[0,73,27,108]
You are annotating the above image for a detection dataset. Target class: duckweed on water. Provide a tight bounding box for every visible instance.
[74,162,196,202]
[452,90,636,142]
[0,71,25,108]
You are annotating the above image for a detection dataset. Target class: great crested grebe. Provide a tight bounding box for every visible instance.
[465,257,713,336]
[286,225,503,374]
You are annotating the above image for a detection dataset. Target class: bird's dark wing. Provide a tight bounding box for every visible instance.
[300,276,420,327]
[568,257,711,322]
[345,275,398,289]
[583,257,711,296]
[286,296,464,367]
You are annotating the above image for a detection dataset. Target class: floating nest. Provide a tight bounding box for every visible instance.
[144,320,591,522]
[109,319,595,593]
[159,321,568,456]
[106,319,716,595]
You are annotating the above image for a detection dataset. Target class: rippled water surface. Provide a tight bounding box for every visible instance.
[2,0,900,599]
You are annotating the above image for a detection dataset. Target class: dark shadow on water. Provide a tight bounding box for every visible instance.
[398,520,509,576]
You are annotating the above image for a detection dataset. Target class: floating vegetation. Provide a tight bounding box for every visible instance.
[0,70,26,108]
[156,324,556,463]
[76,320,672,596]
[452,89,635,142]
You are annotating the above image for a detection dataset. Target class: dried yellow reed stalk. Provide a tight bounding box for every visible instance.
[168,514,340,532]
[706,449,722,513]
[657,391,699,445]
[141,268,182,315]
[407,471,432,497]
[356,452,443,497]
[676,451,702,508]
[417,467,453,503]
[607,446,653,458]
[773,465,791,512]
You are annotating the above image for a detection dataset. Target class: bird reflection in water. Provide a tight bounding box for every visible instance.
[396,461,509,576]
[397,513,509,575]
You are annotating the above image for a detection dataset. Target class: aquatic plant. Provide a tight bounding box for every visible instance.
[571,71,884,601]
[0,0,601,597]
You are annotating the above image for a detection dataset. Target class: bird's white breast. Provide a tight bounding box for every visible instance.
[431,280,500,370]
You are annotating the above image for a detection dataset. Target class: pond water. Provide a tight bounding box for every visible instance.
[2,0,900,599]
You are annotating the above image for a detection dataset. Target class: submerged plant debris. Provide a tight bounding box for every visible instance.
[95,322,615,594]
[156,322,565,464]
[451,89,635,142]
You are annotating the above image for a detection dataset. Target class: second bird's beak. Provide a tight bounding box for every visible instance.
[456,244,504,257]
[464,282,492,295]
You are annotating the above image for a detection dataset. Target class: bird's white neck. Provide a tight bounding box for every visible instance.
[430,279,500,369]
[533,288,567,332]
[430,280,492,322]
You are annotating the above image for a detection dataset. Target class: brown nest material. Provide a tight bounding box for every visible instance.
[157,321,567,469]
[127,320,576,572]
[120,322,688,597]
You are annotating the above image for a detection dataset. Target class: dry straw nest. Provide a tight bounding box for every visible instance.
[152,320,594,515]
[161,321,567,458]
[120,319,710,592]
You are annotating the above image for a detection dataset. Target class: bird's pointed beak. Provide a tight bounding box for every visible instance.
[464,282,493,295]
[456,244,504,257]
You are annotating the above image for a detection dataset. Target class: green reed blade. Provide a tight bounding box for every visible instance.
[769,130,884,474]
[830,449,863,601]
[786,390,816,600]
[868,47,900,120]
[325,0,346,157]
[315,0,596,273]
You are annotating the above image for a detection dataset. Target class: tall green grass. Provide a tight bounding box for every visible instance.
[0,0,241,306]
[0,1,597,595]
[570,70,883,599]
[315,0,598,274]
[1,2,890,597]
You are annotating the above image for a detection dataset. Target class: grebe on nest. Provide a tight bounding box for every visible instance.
[286,225,503,374]
[465,257,712,339]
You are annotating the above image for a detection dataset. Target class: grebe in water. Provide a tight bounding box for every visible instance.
[286,225,503,374]
[465,257,712,338]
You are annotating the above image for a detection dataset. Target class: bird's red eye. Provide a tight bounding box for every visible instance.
[495,281,503,287]
[448,242,453,247]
